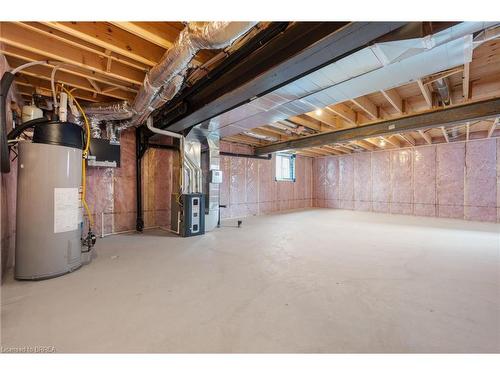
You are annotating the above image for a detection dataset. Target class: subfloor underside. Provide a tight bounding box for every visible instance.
[1,209,499,353]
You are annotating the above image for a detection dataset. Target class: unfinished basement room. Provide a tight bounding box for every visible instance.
[1,5,500,368]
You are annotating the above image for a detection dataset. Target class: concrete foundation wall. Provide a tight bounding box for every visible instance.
[313,138,500,222]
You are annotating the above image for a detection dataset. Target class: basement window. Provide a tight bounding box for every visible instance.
[275,153,296,182]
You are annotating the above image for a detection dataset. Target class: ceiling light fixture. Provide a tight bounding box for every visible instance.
[315,109,323,116]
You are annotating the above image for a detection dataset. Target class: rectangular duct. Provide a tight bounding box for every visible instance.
[184,125,221,231]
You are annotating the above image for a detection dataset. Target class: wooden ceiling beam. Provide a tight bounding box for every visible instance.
[17,71,133,102]
[487,118,499,138]
[363,137,384,149]
[309,147,334,156]
[320,145,344,155]
[418,129,433,145]
[381,135,400,148]
[5,56,135,101]
[0,23,145,85]
[326,104,357,126]
[295,150,321,158]
[422,66,464,86]
[1,45,140,93]
[440,127,450,143]
[110,22,213,64]
[351,96,378,120]
[417,79,433,109]
[331,144,352,154]
[110,22,175,50]
[261,125,294,137]
[224,135,264,146]
[251,128,290,141]
[16,80,102,103]
[352,139,376,151]
[41,22,162,67]
[380,88,403,114]
[398,133,416,146]
[288,115,324,132]
[304,110,338,128]
[16,22,148,72]
[255,98,500,154]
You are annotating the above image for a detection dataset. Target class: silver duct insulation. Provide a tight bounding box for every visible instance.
[68,23,256,128]
[131,22,258,126]
[81,101,135,121]
[435,78,451,105]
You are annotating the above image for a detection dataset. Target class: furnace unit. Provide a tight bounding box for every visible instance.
[171,193,205,237]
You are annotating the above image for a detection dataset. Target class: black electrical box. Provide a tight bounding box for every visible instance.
[88,138,121,167]
[171,193,205,237]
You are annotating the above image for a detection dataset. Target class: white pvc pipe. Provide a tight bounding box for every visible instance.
[146,116,185,192]
[10,60,50,75]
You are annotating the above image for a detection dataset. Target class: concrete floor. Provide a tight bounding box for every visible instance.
[1,209,499,353]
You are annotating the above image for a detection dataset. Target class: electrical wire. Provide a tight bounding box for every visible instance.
[58,84,94,228]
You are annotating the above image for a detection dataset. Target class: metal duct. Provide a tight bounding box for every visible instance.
[81,101,135,121]
[243,131,278,142]
[202,132,221,231]
[130,22,258,126]
[184,128,203,194]
[435,78,451,105]
[183,124,221,231]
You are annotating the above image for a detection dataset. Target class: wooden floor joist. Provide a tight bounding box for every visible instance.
[254,97,500,154]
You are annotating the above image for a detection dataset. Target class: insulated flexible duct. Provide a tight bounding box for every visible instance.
[70,23,257,129]
[130,22,258,126]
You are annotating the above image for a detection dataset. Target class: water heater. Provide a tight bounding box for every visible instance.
[15,122,86,280]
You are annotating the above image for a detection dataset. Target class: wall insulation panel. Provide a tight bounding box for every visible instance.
[314,138,500,223]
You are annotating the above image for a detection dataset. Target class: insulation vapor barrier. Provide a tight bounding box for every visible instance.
[218,141,314,219]
[313,138,500,223]
[82,129,176,236]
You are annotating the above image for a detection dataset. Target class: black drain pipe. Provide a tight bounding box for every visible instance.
[219,151,272,160]
[1,72,15,173]
[135,127,145,232]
